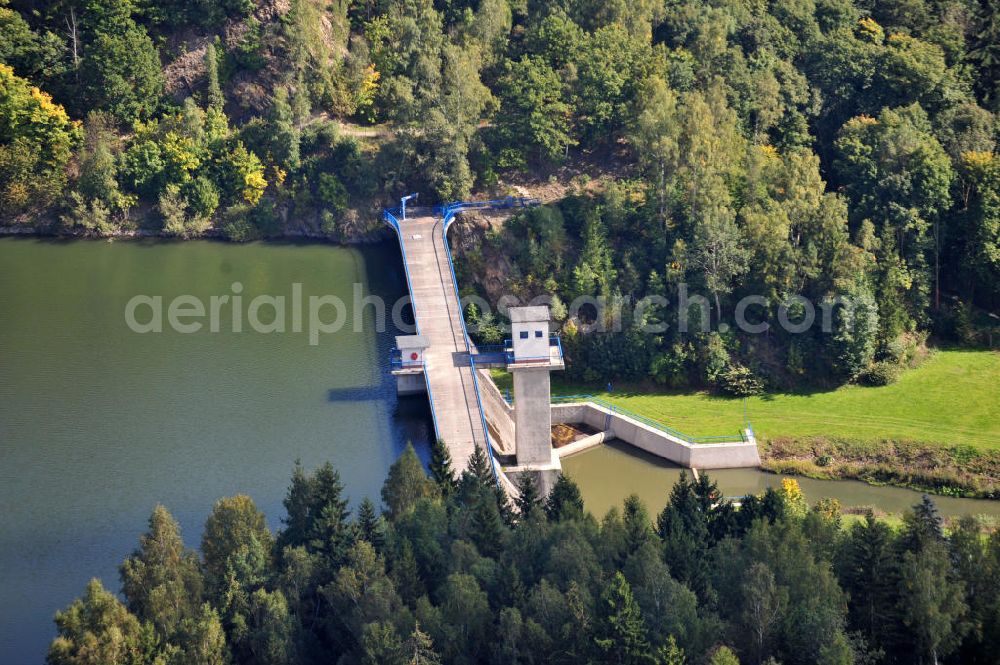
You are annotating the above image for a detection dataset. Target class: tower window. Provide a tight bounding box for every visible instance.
[519,331,528,339]
[535,330,543,338]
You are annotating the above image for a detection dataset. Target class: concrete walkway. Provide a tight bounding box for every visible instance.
[393,212,486,473]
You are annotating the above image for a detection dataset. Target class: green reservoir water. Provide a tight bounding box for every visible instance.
[0,237,430,663]
[563,440,1000,519]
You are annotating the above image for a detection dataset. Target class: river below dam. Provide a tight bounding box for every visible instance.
[562,440,1000,518]
[1,237,998,662]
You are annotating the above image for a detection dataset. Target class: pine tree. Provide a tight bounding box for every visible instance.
[404,622,442,665]
[839,512,903,654]
[390,539,425,604]
[903,495,945,551]
[356,497,386,553]
[429,438,457,497]
[270,86,300,171]
[465,442,494,491]
[595,571,654,665]
[623,494,653,555]
[544,474,584,521]
[495,482,515,527]
[278,460,312,550]
[708,646,740,665]
[308,463,354,570]
[204,40,224,112]
[514,472,540,516]
[477,492,507,556]
[656,472,711,599]
[381,442,438,519]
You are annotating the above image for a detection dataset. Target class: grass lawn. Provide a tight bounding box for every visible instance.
[494,349,1000,450]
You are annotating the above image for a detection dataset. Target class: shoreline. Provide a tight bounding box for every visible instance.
[0,220,390,244]
[761,435,1000,501]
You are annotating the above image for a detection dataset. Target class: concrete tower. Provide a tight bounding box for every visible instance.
[508,306,564,466]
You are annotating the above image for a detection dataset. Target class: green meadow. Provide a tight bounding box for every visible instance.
[495,349,1000,450]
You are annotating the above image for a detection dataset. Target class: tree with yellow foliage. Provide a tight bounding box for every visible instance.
[780,478,808,519]
[0,64,80,218]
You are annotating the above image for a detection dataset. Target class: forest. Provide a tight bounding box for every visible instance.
[47,441,1000,665]
[2,0,997,389]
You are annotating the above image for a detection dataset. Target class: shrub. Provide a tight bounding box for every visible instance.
[857,361,901,386]
[700,333,730,384]
[717,363,764,397]
[316,173,348,213]
[221,204,260,242]
[60,192,116,235]
[183,176,220,219]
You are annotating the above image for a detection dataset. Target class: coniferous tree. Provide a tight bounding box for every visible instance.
[658,635,686,665]
[428,438,457,497]
[657,472,711,598]
[623,494,653,555]
[708,646,740,665]
[390,539,425,605]
[465,442,494,491]
[308,463,355,571]
[204,40,224,112]
[838,512,902,655]
[356,497,386,553]
[382,442,438,519]
[514,472,541,517]
[544,473,585,521]
[902,495,946,552]
[270,86,300,171]
[595,571,654,665]
[278,460,313,551]
[403,622,442,665]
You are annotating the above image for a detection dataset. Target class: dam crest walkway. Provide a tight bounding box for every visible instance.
[383,198,537,474]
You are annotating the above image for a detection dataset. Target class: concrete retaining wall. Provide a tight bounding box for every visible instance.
[556,431,607,458]
[395,372,427,396]
[477,369,516,453]
[551,402,760,469]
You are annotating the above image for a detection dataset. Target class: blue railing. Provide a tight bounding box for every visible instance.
[471,335,564,365]
[382,208,402,232]
[471,346,513,364]
[500,335,563,363]
[438,203,502,486]
[389,348,423,370]
[382,207,447,444]
[436,197,540,222]
[381,196,543,489]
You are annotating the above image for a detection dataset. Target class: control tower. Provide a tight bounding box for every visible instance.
[508,306,564,466]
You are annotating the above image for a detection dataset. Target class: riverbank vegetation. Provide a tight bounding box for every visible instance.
[48,444,1000,665]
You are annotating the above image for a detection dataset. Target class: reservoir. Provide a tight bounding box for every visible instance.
[0,238,431,662]
[1,237,997,662]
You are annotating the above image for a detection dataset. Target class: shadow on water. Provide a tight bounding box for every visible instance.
[327,385,389,402]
